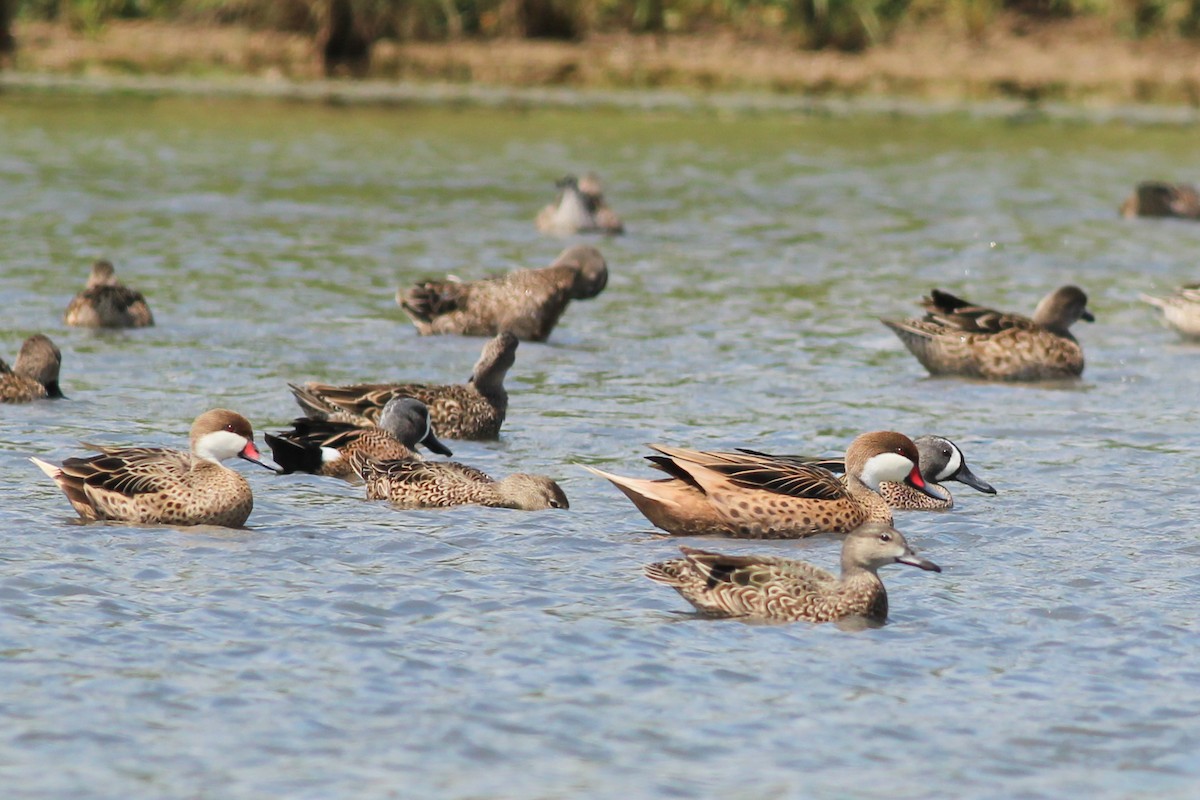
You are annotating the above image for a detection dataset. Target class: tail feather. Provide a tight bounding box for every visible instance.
[263,433,323,475]
[30,456,60,480]
[399,281,466,321]
[643,559,688,586]
[581,465,685,510]
[31,456,96,520]
[289,383,339,419]
[1139,293,1168,309]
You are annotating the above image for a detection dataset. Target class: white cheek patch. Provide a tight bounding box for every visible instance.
[195,430,248,463]
[860,452,917,489]
[935,446,962,482]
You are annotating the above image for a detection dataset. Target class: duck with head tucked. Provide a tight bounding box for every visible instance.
[644,523,941,624]
[882,286,1094,381]
[266,397,453,480]
[1140,284,1200,340]
[290,332,517,440]
[31,409,273,527]
[351,452,568,511]
[1120,181,1200,220]
[0,334,64,403]
[797,434,995,511]
[536,174,624,236]
[64,259,154,328]
[585,431,941,539]
[397,245,608,341]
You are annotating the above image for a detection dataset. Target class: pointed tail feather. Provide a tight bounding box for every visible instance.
[263,433,322,475]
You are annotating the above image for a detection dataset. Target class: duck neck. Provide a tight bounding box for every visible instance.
[846,474,894,523]
[470,371,509,403]
[835,567,888,621]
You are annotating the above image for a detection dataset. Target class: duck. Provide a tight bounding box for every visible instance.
[30,409,272,527]
[350,452,569,510]
[0,334,65,403]
[584,431,940,539]
[64,260,155,328]
[644,523,941,624]
[1120,181,1200,219]
[265,397,453,480]
[536,174,624,236]
[397,245,608,341]
[1140,284,1200,339]
[289,332,516,440]
[881,286,1094,381]
[796,435,996,511]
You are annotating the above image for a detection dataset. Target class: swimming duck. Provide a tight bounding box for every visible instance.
[64,260,154,328]
[31,409,272,527]
[0,334,64,403]
[644,523,941,623]
[882,286,1094,381]
[265,397,453,480]
[351,452,569,510]
[536,174,624,236]
[397,245,607,341]
[1140,284,1200,339]
[290,332,516,440]
[585,431,940,538]
[798,435,996,511]
[1120,181,1200,219]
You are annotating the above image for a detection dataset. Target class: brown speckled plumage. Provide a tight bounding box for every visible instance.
[30,409,268,527]
[1141,284,1200,339]
[644,523,941,623]
[1120,181,1200,219]
[291,333,516,440]
[397,246,607,341]
[586,431,939,539]
[882,286,1093,381]
[266,397,452,479]
[352,453,569,510]
[64,260,154,328]
[0,335,64,403]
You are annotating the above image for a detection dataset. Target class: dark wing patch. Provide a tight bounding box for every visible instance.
[922,289,1034,334]
[63,447,187,496]
[709,461,848,500]
[400,281,472,321]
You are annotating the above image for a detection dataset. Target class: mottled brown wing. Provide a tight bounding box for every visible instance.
[63,446,192,497]
[734,448,844,474]
[364,458,476,487]
[650,446,848,500]
[921,289,1035,334]
[90,285,150,320]
[278,417,371,447]
[680,547,835,589]
[298,383,429,425]
[399,280,474,322]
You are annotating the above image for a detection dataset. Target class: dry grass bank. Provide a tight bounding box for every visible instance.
[8,17,1200,106]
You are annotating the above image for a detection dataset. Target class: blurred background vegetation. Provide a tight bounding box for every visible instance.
[7,0,1200,74]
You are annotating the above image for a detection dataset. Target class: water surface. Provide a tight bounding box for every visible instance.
[2,94,1200,799]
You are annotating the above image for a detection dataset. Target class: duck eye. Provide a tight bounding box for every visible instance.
[550,500,562,509]
[879,533,892,542]
[224,424,235,432]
